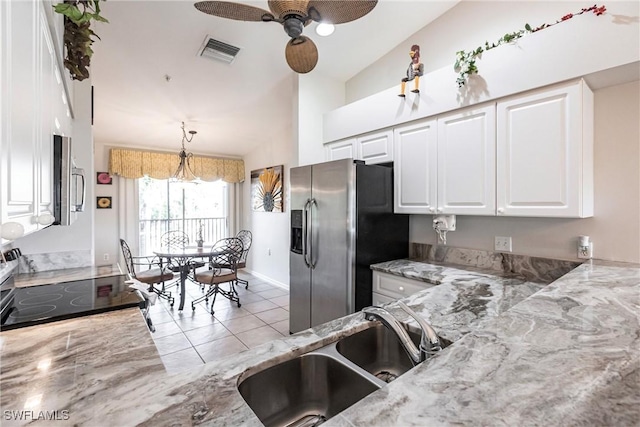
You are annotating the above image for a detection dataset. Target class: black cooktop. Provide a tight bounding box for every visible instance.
[0,275,144,331]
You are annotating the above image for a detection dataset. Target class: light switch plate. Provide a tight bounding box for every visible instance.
[495,236,512,252]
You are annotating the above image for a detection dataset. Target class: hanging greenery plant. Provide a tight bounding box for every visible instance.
[454,4,607,88]
[53,0,108,81]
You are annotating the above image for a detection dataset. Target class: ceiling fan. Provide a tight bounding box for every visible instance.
[194,1,378,73]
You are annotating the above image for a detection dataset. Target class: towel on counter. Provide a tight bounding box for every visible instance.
[126,279,158,305]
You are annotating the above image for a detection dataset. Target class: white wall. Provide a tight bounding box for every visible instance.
[346,1,639,103]
[343,1,640,263]
[297,73,345,166]
[16,80,95,262]
[94,142,119,265]
[241,75,296,288]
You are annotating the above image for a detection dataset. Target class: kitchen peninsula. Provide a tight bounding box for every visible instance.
[1,256,638,426]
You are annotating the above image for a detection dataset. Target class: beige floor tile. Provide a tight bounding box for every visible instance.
[184,323,232,346]
[213,306,252,321]
[247,283,276,293]
[237,293,265,304]
[235,326,284,349]
[220,315,267,334]
[161,347,203,373]
[254,307,289,324]
[268,295,289,307]
[270,320,291,336]
[152,332,192,356]
[173,311,220,332]
[242,300,279,314]
[152,320,182,338]
[196,336,248,363]
[255,289,288,299]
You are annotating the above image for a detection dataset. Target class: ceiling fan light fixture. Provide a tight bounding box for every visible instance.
[315,22,334,36]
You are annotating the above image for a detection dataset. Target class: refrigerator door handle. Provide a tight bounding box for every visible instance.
[308,198,317,269]
[302,199,311,268]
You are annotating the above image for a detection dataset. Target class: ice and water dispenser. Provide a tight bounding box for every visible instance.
[290,210,303,254]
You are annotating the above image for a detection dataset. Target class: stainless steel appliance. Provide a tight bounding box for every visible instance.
[289,159,409,334]
[53,135,86,226]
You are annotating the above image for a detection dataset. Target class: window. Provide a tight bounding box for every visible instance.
[138,178,228,255]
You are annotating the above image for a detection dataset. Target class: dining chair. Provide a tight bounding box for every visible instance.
[119,238,175,306]
[159,230,206,283]
[235,230,252,289]
[190,237,244,314]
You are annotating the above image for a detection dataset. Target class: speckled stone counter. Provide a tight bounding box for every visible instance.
[1,260,638,426]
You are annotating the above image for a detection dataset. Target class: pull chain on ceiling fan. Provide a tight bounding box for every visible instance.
[194,0,378,73]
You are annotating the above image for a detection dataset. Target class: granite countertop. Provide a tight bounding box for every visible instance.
[0,259,638,426]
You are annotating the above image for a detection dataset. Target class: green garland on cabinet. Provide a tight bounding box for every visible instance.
[53,0,109,81]
[454,4,607,88]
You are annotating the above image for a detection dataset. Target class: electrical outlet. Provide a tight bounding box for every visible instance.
[103,253,109,261]
[494,236,512,252]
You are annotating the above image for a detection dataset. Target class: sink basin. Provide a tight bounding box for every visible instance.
[336,323,420,382]
[238,353,380,427]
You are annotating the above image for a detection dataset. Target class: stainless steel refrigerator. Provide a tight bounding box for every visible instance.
[289,159,409,334]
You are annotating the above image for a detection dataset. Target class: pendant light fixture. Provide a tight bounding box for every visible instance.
[172,122,198,182]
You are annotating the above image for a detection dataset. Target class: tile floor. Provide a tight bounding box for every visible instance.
[147,271,290,373]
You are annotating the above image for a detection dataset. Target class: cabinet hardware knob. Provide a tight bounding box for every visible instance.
[497,208,504,214]
[429,207,435,213]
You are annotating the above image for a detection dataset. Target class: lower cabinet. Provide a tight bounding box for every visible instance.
[372,271,436,305]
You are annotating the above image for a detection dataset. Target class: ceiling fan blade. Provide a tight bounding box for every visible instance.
[307,0,377,24]
[285,36,318,74]
[194,1,276,22]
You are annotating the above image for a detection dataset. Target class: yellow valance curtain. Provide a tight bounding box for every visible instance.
[108,148,245,183]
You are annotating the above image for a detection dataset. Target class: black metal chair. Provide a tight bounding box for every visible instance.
[119,238,175,306]
[159,230,206,283]
[190,237,244,315]
[235,230,252,289]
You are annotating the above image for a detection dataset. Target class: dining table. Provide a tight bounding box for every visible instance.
[153,245,217,311]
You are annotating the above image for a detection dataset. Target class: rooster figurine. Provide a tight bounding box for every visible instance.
[399,44,424,97]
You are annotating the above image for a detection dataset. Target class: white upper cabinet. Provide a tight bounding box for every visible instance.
[1,0,39,235]
[496,79,593,218]
[1,0,68,239]
[394,119,437,214]
[437,104,496,215]
[325,138,355,162]
[356,130,393,164]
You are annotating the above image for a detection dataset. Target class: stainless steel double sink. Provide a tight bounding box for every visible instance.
[238,323,450,427]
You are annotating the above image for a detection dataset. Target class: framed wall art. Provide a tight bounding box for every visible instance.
[251,165,284,212]
[97,171,112,185]
[96,196,112,209]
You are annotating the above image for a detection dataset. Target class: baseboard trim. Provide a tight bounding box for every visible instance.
[243,269,289,291]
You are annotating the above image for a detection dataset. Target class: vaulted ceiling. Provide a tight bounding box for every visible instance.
[91,1,458,157]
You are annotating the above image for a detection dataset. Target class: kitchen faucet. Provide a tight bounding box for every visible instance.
[363,301,442,365]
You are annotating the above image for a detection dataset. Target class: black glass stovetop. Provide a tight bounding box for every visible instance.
[0,275,144,331]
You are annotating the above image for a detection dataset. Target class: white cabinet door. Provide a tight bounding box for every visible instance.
[1,0,39,235]
[394,119,437,214]
[325,138,355,162]
[372,292,395,307]
[437,104,496,215]
[356,130,393,164]
[38,8,56,225]
[497,80,593,217]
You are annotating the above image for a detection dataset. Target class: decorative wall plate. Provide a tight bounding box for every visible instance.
[96,196,112,209]
[97,172,112,185]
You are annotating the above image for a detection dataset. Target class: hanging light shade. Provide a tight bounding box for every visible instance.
[172,122,198,182]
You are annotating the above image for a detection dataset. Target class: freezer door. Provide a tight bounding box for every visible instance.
[289,165,312,333]
[309,159,356,327]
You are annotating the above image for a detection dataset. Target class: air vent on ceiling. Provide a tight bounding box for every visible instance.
[199,36,240,64]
